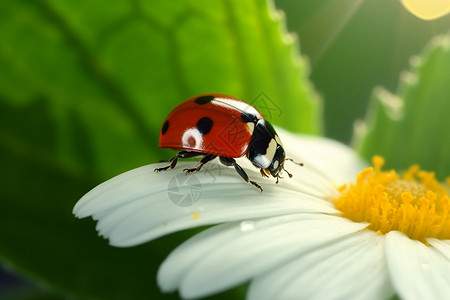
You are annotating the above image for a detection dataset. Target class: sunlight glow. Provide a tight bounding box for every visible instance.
[401,0,450,20]
[303,0,365,65]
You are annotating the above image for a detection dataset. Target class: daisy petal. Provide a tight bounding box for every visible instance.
[427,238,450,259]
[276,129,367,190]
[248,230,394,300]
[157,214,367,299]
[73,162,337,247]
[385,231,450,300]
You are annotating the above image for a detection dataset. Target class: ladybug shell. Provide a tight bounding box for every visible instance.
[159,94,265,158]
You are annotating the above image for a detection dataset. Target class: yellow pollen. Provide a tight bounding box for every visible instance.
[333,155,450,242]
[192,212,200,220]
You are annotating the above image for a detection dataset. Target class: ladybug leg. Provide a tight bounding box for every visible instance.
[154,156,179,172]
[259,168,270,178]
[154,151,205,172]
[219,157,263,193]
[183,154,217,174]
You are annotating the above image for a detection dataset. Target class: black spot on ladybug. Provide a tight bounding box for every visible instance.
[195,95,215,105]
[196,117,213,135]
[161,120,169,135]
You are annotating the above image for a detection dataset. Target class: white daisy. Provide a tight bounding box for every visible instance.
[73,128,450,300]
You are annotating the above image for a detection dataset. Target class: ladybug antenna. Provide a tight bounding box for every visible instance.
[283,167,293,178]
[286,158,304,167]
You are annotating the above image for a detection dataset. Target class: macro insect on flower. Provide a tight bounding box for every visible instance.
[74,127,450,299]
[154,94,301,192]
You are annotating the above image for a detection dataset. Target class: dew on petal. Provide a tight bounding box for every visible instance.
[240,221,256,232]
[421,263,430,271]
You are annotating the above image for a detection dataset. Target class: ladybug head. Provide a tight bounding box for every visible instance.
[247,119,295,182]
[268,144,285,178]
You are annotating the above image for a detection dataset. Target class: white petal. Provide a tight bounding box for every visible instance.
[427,238,450,259]
[276,129,367,192]
[74,162,337,247]
[157,214,367,299]
[248,230,394,300]
[385,231,450,300]
[73,133,366,247]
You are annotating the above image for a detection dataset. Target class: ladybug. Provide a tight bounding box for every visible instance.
[155,94,301,192]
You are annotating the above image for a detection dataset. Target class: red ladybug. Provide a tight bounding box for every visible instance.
[155,94,301,192]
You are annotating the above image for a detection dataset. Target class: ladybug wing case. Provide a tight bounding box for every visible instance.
[159,95,255,158]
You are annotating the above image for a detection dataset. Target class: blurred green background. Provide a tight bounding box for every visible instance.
[1,0,449,299]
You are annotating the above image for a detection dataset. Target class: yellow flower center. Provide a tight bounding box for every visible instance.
[333,156,450,242]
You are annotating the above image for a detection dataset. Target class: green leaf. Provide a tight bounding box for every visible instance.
[0,0,319,299]
[355,34,450,180]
